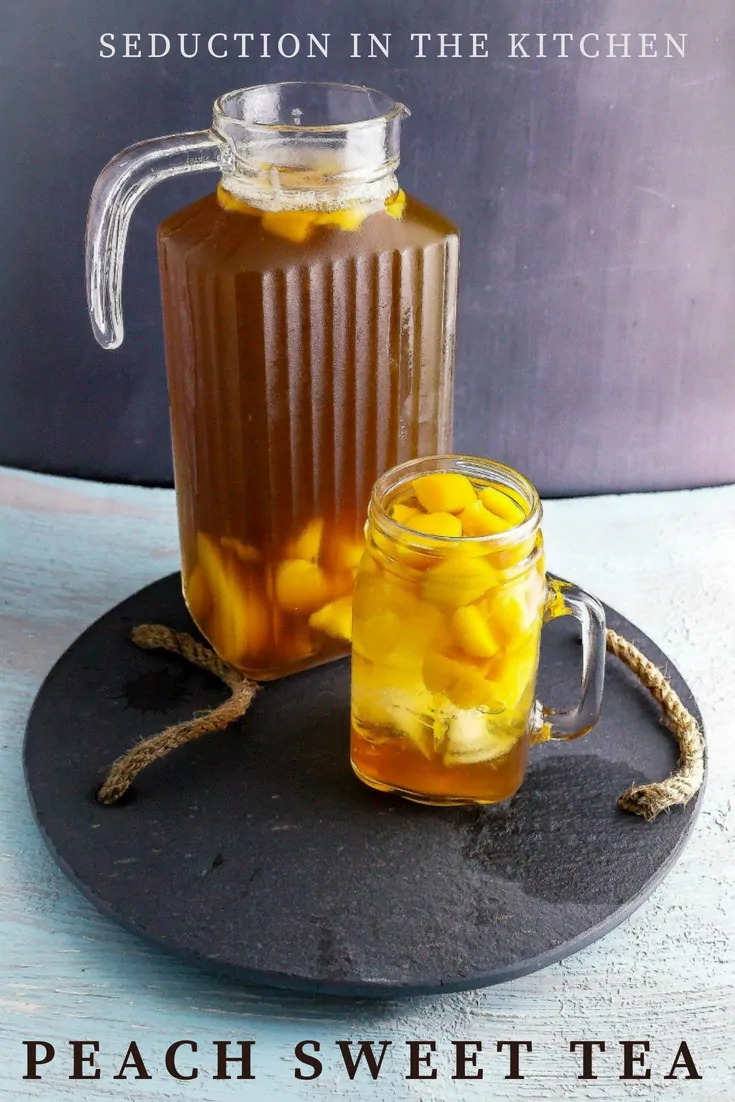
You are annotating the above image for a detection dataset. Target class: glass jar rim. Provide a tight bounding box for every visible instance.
[213,82,409,136]
[368,455,543,553]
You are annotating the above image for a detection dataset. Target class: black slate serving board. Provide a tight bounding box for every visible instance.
[24,573,704,997]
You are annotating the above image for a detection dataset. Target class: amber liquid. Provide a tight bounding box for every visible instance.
[351,728,530,806]
[158,190,458,677]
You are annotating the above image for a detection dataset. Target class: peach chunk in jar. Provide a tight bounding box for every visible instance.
[350,470,547,803]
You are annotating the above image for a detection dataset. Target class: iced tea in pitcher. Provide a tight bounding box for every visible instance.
[86,83,459,678]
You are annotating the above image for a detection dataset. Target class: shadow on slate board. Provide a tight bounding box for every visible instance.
[24,573,704,996]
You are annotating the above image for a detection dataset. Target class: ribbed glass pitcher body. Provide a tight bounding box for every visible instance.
[157,84,459,678]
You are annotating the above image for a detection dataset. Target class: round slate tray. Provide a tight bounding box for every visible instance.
[24,574,704,997]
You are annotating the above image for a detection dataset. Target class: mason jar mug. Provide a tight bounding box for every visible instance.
[350,456,606,805]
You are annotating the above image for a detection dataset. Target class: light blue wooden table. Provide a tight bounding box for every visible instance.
[1,465,733,1099]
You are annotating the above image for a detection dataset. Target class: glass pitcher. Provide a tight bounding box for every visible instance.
[86,83,459,679]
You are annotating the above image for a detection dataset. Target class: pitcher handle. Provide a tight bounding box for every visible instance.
[536,575,606,741]
[85,130,221,349]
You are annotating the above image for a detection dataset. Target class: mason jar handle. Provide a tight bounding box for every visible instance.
[85,130,221,350]
[538,576,606,741]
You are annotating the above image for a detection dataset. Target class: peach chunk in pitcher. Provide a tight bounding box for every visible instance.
[183,520,363,680]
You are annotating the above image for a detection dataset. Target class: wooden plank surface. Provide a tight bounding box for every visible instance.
[0,465,733,1100]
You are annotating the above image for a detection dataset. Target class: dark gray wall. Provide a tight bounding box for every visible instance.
[1,0,733,494]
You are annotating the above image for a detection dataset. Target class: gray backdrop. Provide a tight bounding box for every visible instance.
[1,0,733,494]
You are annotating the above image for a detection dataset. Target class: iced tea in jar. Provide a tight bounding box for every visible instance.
[85,84,458,678]
[351,456,606,805]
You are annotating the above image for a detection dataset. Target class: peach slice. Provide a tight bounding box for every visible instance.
[353,591,447,666]
[287,517,324,563]
[412,472,477,515]
[353,608,403,663]
[184,563,211,620]
[261,210,316,244]
[220,536,262,563]
[274,559,331,613]
[485,579,539,641]
[331,533,365,574]
[460,499,513,537]
[385,189,407,220]
[451,605,502,659]
[314,208,369,232]
[196,533,270,664]
[390,502,422,525]
[309,596,353,642]
[423,652,504,712]
[409,511,463,538]
[484,646,539,711]
[216,183,259,216]
[422,556,497,609]
[479,484,526,524]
